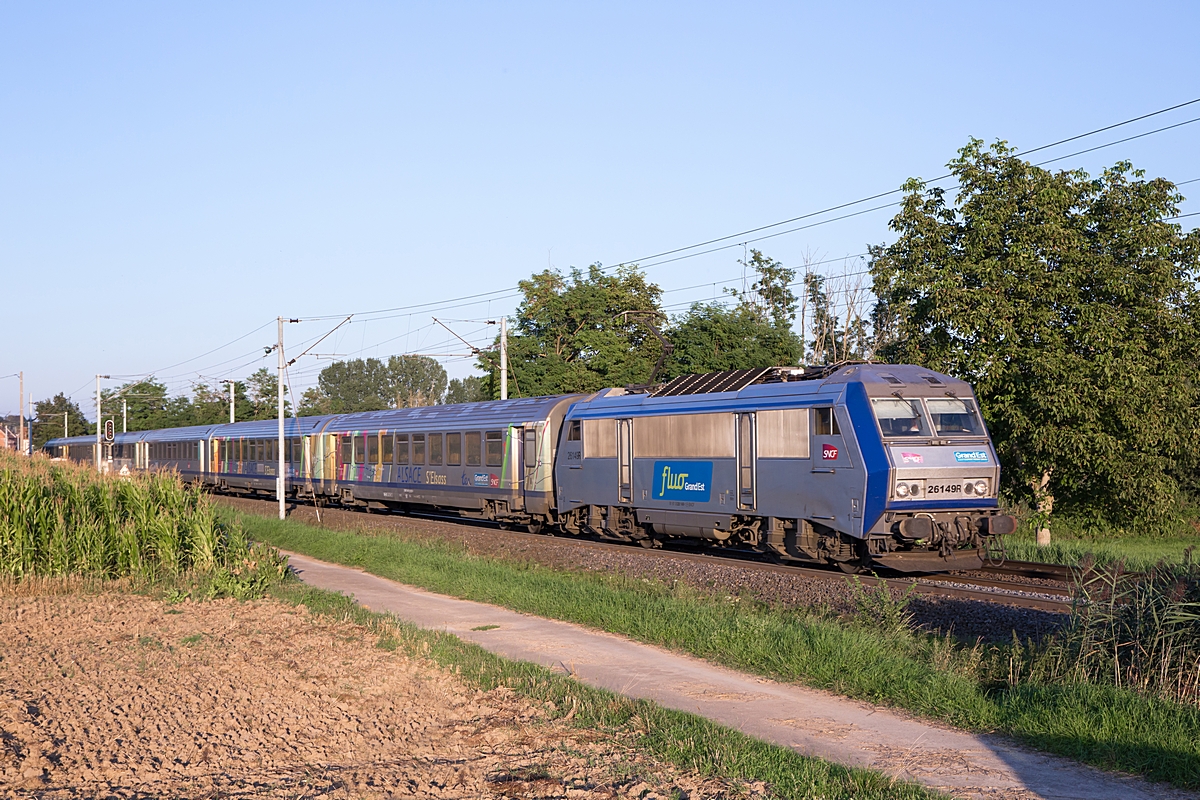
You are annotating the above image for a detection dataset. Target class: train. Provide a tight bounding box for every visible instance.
[44,363,1015,572]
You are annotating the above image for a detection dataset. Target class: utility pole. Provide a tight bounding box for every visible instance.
[122,398,127,434]
[64,412,68,438]
[499,317,508,401]
[223,379,235,423]
[17,372,23,457]
[27,394,32,455]
[277,317,286,521]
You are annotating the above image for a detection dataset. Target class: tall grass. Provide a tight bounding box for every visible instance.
[0,452,282,592]
[1032,554,1200,707]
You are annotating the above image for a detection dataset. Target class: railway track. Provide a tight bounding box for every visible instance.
[225,493,1077,613]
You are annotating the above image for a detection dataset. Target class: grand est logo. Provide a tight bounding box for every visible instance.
[652,461,713,502]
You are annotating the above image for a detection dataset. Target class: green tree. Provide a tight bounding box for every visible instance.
[445,374,489,405]
[666,303,802,376]
[667,249,803,376]
[484,264,664,396]
[245,368,289,420]
[31,394,91,447]
[727,248,799,328]
[388,355,447,407]
[870,139,1200,525]
[299,355,447,413]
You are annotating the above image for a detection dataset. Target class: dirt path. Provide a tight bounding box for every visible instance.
[283,551,1199,800]
[0,587,763,799]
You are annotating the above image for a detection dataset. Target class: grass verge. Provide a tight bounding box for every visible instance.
[1004,532,1198,571]
[242,511,1200,790]
[266,578,941,800]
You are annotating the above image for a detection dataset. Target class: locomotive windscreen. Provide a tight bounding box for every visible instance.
[925,398,985,436]
[871,398,928,437]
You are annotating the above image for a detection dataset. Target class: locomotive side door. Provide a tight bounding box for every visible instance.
[737,412,756,510]
[617,418,633,503]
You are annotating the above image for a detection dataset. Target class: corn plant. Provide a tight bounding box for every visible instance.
[0,451,283,593]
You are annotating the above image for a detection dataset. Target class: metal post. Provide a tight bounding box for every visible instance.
[64,412,68,438]
[499,317,508,401]
[17,372,23,456]
[277,316,285,520]
[228,380,235,423]
[95,374,101,472]
[122,398,127,434]
[27,394,32,455]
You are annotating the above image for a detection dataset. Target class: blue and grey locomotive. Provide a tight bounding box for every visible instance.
[45,363,1014,571]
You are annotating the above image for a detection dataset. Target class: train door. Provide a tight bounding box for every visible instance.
[809,405,851,526]
[617,418,633,503]
[520,426,538,497]
[737,412,756,510]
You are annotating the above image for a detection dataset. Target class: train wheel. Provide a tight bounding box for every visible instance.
[527,518,545,535]
[836,560,868,575]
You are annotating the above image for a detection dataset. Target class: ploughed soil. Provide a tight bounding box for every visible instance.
[0,585,763,799]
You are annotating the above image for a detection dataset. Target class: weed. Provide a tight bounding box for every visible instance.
[847,577,916,634]
[472,624,501,631]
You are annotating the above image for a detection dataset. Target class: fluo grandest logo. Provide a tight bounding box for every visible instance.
[652,461,713,502]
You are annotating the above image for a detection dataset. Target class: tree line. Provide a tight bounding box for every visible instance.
[28,140,1200,528]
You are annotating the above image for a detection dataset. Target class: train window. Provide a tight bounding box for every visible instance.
[446,433,461,466]
[395,434,409,465]
[485,430,504,467]
[465,432,482,466]
[870,399,926,437]
[382,433,393,463]
[815,408,841,437]
[633,413,734,459]
[428,433,443,466]
[411,433,426,465]
[925,398,984,437]
[582,420,616,458]
[566,420,581,441]
[269,439,278,463]
[758,409,810,458]
[340,436,353,465]
[368,434,380,464]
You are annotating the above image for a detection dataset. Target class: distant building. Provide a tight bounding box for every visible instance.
[0,423,21,452]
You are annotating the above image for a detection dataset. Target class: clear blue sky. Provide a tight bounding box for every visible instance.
[3,2,1197,418]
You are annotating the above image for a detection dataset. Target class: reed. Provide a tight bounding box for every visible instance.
[0,451,280,590]
[1041,551,1200,707]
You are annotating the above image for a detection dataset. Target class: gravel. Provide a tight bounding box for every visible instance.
[221,495,1068,644]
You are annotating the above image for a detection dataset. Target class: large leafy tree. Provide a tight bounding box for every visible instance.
[667,249,804,376]
[484,264,664,397]
[445,374,488,405]
[299,355,447,414]
[870,139,1200,524]
[31,394,91,447]
[388,355,447,408]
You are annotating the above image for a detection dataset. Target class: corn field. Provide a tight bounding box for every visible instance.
[0,451,255,581]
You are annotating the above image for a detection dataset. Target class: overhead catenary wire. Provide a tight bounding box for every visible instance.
[60,99,1200,402]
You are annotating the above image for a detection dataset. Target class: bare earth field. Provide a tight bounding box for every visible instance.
[0,588,764,799]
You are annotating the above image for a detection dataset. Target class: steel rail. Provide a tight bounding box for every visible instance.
[227,493,1075,613]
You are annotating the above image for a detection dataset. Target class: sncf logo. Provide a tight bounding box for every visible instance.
[822,444,839,460]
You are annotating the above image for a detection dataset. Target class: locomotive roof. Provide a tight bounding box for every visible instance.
[566,363,972,418]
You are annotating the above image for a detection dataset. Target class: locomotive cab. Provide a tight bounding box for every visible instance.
[850,369,1014,571]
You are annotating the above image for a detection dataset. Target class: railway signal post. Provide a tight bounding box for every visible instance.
[277,316,285,521]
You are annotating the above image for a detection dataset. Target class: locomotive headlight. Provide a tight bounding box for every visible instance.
[895,483,910,498]
[908,483,922,496]
[973,480,989,496]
